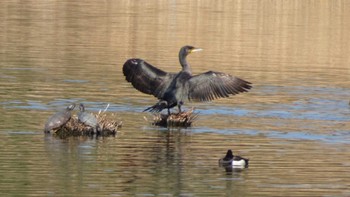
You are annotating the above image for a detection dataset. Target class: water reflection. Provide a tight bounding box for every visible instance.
[222,165,247,175]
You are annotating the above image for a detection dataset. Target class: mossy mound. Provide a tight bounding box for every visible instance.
[147,108,198,128]
[54,112,122,138]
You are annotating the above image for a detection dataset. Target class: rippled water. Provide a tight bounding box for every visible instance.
[1,0,350,196]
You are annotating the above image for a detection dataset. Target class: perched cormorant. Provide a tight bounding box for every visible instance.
[123,45,252,114]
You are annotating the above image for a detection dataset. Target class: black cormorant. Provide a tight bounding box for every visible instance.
[123,45,252,114]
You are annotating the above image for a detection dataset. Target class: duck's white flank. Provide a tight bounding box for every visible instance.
[232,159,246,167]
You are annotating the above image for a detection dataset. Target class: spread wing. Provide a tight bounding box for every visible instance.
[187,71,252,102]
[123,58,175,98]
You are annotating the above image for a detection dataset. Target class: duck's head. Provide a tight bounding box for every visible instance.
[223,149,234,161]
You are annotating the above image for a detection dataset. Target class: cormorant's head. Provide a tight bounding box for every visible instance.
[179,45,202,71]
[180,45,202,57]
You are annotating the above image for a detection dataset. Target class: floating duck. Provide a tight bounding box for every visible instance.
[219,149,249,168]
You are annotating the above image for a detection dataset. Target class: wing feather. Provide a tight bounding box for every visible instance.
[188,71,252,101]
[123,59,175,98]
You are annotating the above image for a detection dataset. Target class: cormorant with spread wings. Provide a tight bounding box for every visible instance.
[123,45,252,114]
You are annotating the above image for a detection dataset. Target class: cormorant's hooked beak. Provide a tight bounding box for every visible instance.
[190,48,203,53]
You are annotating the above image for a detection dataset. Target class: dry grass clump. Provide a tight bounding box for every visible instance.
[54,105,122,138]
[146,108,198,128]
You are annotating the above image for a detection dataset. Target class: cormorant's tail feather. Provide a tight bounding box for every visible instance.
[143,101,168,113]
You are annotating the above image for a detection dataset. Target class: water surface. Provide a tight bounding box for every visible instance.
[1,0,350,196]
